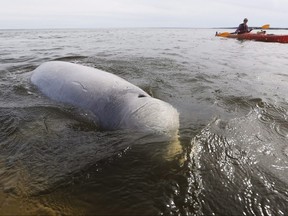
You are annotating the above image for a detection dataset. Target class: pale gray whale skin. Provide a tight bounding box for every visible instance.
[31,61,179,134]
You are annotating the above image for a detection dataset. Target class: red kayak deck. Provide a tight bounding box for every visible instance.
[216,32,288,43]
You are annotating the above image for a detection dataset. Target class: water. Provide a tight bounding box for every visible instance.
[0,28,288,215]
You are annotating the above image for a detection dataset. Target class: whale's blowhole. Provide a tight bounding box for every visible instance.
[138,94,146,98]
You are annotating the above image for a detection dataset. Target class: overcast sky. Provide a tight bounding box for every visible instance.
[0,0,287,29]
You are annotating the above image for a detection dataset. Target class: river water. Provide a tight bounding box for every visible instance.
[0,28,288,215]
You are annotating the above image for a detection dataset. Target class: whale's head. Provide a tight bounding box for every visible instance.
[118,92,179,135]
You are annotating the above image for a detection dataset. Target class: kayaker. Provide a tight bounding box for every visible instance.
[235,18,253,34]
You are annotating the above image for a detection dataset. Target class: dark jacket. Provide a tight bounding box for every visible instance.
[236,23,249,34]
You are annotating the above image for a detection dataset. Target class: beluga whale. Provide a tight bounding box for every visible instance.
[31,61,179,134]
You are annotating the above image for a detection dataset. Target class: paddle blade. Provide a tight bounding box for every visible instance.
[261,24,270,29]
[216,32,230,37]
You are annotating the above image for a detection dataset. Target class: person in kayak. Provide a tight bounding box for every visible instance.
[235,18,253,34]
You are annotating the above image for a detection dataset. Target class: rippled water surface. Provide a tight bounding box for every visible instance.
[0,28,288,215]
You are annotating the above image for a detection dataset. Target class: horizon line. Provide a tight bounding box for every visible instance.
[0,26,288,30]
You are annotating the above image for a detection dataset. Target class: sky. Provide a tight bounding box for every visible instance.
[0,0,287,29]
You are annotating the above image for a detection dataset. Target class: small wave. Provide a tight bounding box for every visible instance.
[53,55,88,62]
[215,95,264,117]
[256,102,288,138]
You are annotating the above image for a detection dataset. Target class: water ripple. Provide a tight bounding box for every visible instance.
[1,28,288,215]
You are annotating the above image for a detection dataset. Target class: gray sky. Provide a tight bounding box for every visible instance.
[0,0,287,29]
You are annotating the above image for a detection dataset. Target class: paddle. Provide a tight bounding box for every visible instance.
[261,24,270,29]
[217,24,270,37]
[216,32,231,37]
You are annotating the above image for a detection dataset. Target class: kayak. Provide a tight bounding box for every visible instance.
[216,32,288,43]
